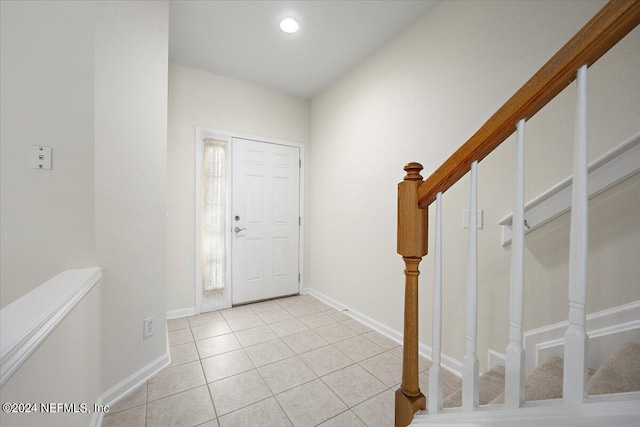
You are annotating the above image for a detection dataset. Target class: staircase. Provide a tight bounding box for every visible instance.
[395,2,640,426]
[435,342,640,411]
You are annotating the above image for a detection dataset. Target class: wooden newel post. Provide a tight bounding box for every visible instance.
[396,162,428,427]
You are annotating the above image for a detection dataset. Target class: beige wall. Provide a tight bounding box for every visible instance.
[95,1,169,390]
[2,0,171,410]
[309,0,640,370]
[0,0,96,307]
[167,63,310,312]
[0,283,103,427]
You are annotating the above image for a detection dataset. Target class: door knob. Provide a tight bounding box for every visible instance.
[234,227,246,233]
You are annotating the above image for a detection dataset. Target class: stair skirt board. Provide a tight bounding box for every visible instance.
[523,300,640,375]
[302,288,465,377]
[487,349,505,371]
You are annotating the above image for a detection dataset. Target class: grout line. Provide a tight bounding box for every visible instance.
[144,380,149,427]
[251,356,298,426]
[352,409,369,426]
[317,374,354,418]
[215,395,276,422]
[161,296,403,426]
[203,368,219,423]
[144,321,219,424]
[195,317,220,425]
[318,408,353,426]
[272,396,296,427]
[146,376,207,404]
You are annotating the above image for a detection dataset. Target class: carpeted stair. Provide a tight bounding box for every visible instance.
[438,342,640,408]
[442,365,505,407]
[587,342,640,395]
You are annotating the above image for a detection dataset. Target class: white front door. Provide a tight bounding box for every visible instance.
[231,138,300,304]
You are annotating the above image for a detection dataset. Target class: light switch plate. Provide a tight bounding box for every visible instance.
[463,209,483,229]
[30,145,52,170]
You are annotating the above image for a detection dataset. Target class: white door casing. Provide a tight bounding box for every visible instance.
[231,138,300,304]
[195,128,304,313]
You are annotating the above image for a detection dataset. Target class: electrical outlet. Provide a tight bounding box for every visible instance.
[143,316,154,339]
[463,209,484,229]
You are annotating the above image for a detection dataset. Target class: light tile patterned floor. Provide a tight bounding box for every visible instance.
[102,295,461,427]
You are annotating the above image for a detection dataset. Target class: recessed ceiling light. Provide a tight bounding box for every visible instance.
[280,18,299,34]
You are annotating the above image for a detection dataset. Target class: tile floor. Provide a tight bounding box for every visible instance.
[102,295,461,427]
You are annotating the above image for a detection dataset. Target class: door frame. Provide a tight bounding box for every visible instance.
[194,126,305,313]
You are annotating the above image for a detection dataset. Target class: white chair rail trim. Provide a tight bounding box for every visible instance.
[499,131,640,246]
[0,267,102,387]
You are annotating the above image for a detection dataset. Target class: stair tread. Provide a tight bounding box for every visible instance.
[443,365,505,408]
[491,356,565,404]
[426,342,640,410]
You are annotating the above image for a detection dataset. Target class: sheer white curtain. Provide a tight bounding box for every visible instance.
[200,137,227,295]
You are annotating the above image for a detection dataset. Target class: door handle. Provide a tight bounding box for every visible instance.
[234,227,246,233]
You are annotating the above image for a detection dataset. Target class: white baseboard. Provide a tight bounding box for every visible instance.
[303,288,404,343]
[90,351,170,427]
[166,307,196,319]
[524,300,640,374]
[303,287,463,377]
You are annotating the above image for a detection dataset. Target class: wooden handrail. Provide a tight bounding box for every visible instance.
[417,0,640,208]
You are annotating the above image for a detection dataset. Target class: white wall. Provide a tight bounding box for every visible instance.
[0,0,96,307]
[309,0,640,370]
[167,63,310,312]
[0,283,103,427]
[95,1,169,390]
[1,0,170,413]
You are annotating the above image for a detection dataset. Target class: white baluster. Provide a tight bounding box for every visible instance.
[429,192,444,413]
[463,161,479,411]
[564,64,589,403]
[505,119,526,408]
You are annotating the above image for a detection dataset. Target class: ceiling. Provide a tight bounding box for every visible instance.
[169,1,440,99]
